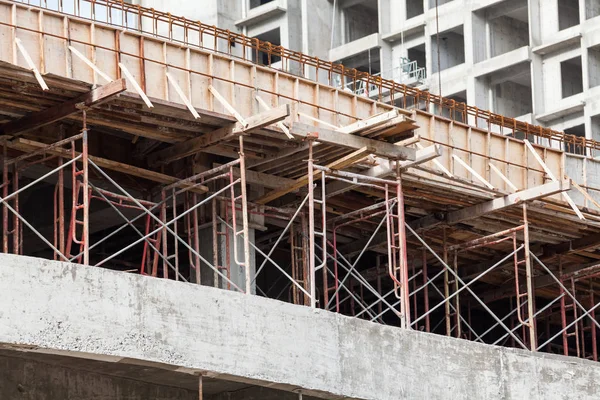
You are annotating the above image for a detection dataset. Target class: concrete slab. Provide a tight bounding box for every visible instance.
[0,254,599,399]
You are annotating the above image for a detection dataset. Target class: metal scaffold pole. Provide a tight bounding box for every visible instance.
[523,203,536,350]
[239,135,252,295]
[82,110,89,266]
[307,139,316,308]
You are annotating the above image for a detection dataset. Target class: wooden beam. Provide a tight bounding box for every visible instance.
[166,72,200,119]
[15,38,49,91]
[415,142,452,177]
[290,122,416,161]
[447,179,571,225]
[570,178,600,211]
[255,147,373,204]
[8,138,208,194]
[255,95,293,139]
[324,144,442,199]
[208,85,247,127]
[118,63,153,109]
[337,110,399,134]
[68,45,113,83]
[216,164,295,189]
[149,104,290,166]
[452,154,495,189]
[0,79,127,137]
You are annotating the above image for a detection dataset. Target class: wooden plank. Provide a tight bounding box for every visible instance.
[489,162,518,192]
[166,72,200,119]
[68,45,113,83]
[118,62,153,108]
[452,154,495,189]
[570,179,600,211]
[0,78,127,137]
[255,146,373,204]
[8,138,208,194]
[15,38,48,91]
[447,180,571,225]
[337,110,399,134]
[398,145,442,170]
[290,122,416,161]
[523,139,584,220]
[255,95,293,139]
[149,104,290,166]
[208,85,246,127]
[226,166,295,189]
[415,142,452,177]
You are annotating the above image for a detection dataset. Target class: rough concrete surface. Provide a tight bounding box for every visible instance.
[0,354,197,400]
[1,254,599,399]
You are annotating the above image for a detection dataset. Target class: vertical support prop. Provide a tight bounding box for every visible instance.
[523,203,537,350]
[3,143,8,254]
[239,135,252,294]
[198,374,203,400]
[444,227,451,336]
[307,139,316,308]
[82,110,89,265]
[396,163,410,328]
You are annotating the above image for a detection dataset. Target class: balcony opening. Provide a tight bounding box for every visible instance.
[489,3,529,57]
[558,0,580,30]
[252,28,281,68]
[492,75,533,118]
[561,56,583,98]
[592,115,600,142]
[408,44,426,72]
[338,50,381,96]
[429,0,454,7]
[431,25,465,73]
[586,0,600,19]
[407,0,424,18]
[564,124,586,154]
[441,91,467,122]
[589,45,600,88]
[342,0,379,43]
[250,0,275,9]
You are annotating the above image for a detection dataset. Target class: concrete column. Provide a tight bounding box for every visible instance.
[199,220,256,293]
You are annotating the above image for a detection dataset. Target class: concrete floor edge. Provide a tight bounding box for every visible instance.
[0,253,599,399]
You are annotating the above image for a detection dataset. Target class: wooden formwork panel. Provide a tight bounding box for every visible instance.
[414,111,565,199]
[2,1,395,129]
[0,0,581,207]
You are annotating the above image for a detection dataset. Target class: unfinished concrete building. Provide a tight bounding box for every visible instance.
[2,0,600,399]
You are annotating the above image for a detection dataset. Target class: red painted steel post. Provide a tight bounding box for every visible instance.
[307,139,316,308]
[82,110,89,265]
[3,144,8,254]
[423,248,430,332]
[523,203,536,350]
[238,135,252,295]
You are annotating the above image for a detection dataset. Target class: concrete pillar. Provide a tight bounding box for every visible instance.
[198,221,256,294]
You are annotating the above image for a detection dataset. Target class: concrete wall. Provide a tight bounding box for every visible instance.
[558,0,580,31]
[489,16,529,57]
[588,45,600,88]
[0,355,197,400]
[343,4,378,43]
[586,0,600,19]
[561,58,584,98]
[407,0,425,19]
[1,254,600,400]
[494,80,533,117]
[431,29,465,73]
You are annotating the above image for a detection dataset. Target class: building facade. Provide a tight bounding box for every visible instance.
[133,0,600,151]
